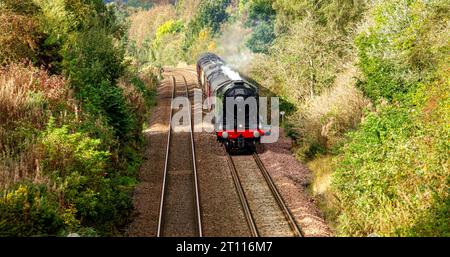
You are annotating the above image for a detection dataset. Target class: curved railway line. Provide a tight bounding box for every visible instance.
[157,75,202,237]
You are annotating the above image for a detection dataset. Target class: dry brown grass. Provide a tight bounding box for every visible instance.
[0,64,44,127]
[306,155,340,230]
[290,64,371,158]
[0,140,44,191]
[0,63,71,126]
[177,0,201,21]
[0,63,72,190]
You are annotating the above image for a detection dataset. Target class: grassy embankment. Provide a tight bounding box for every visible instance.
[0,0,158,236]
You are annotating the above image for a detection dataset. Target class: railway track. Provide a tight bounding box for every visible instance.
[225,150,303,237]
[157,75,202,237]
[156,69,301,237]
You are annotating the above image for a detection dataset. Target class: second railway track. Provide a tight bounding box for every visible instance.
[157,75,202,237]
[226,151,303,237]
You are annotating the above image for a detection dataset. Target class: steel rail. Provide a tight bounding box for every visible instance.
[156,76,176,237]
[225,151,259,237]
[183,76,203,237]
[252,153,304,237]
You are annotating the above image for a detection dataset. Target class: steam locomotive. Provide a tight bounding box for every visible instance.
[197,53,267,151]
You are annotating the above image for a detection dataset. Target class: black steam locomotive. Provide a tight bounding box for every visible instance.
[197,53,267,151]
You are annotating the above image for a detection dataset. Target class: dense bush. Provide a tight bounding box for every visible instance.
[189,0,231,34]
[246,0,275,24]
[60,9,146,174]
[41,121,135,232]
[0,0,62,70]
[0,0,158,236]
[333,81,449,236]
[0,184,69,236]
[0,10,41,65]
[152,20,186,65]
[155,20,184,41]
[273,0,366,31]
[331,0,450,236]
[249,17,346,104]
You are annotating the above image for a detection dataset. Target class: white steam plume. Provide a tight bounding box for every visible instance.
[216,21,255,73]
[222,66,242,80]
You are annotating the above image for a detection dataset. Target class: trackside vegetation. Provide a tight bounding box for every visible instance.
[0,0,157,236]
[126,0,448,236]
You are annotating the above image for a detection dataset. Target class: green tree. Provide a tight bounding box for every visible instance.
[245,22,275,53]
[245,0,276,53]
[246,0,275,25]
[184,0,231,50]
[356,0,448,102]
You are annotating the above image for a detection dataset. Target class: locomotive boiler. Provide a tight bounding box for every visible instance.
[197,53,267,151]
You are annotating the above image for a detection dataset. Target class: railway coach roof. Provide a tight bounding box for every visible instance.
[204,62,223,76]
[197,52,224,67]
[203,64,225,80]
